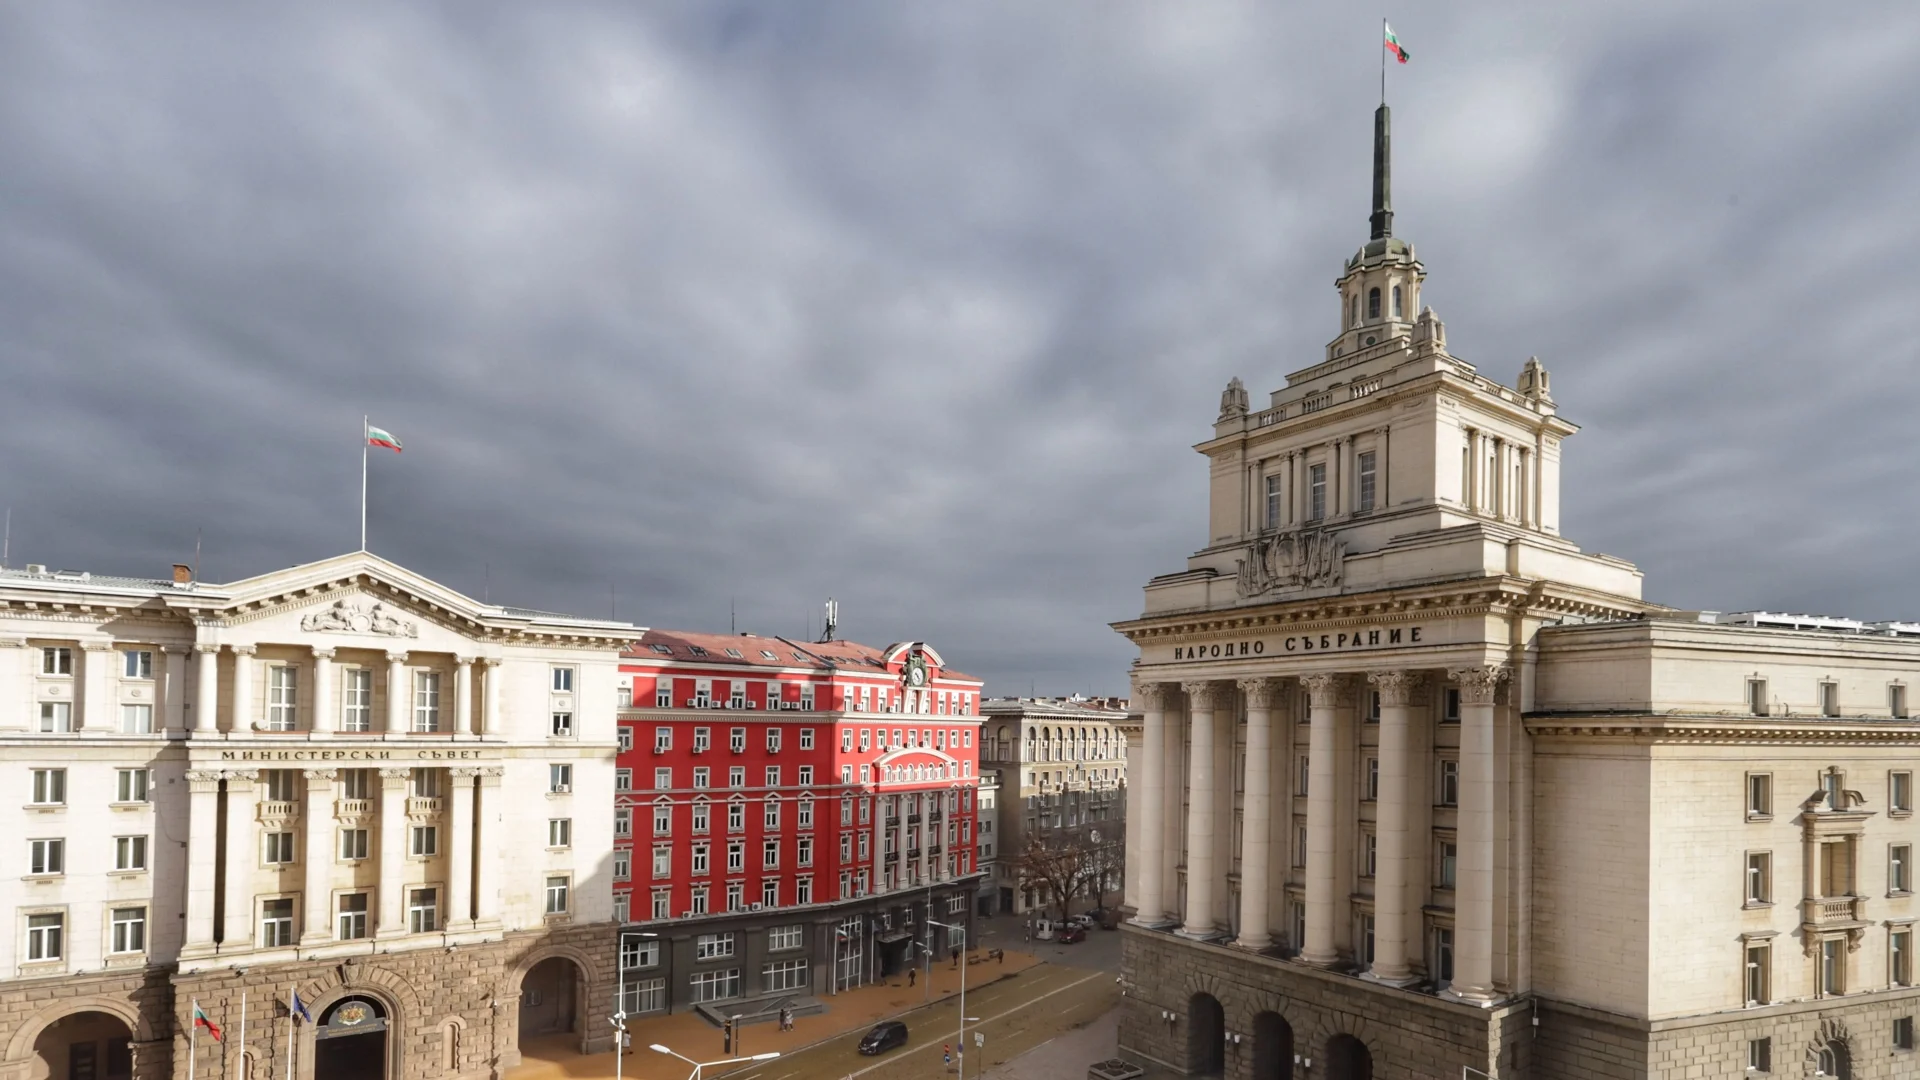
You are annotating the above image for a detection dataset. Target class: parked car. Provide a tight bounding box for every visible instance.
[858,1021,910,1055]
[1057,924,1088,944]
[1067,913,1098,929]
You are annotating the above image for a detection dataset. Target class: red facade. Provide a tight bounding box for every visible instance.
[612,630,984,924]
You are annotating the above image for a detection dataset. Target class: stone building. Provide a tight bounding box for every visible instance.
[0,551,640,1080]
[979,697,1129,917]
[1113,104,1920,1079]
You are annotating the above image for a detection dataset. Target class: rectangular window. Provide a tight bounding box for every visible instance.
[1894,929,1914,987]
[1895,771,1913,814]
[694,727,711,752]
[692,800,711,832]
[767,728,782,752]
[1748,678,1769,717]
[29,839,64,875]
[340,828,369,861]
[1822,681,1840,718]
[799,765,814,785]
[1264,474,1283,529]
[1438,760,1459,807]
[727,881,744,912]
[729,726,746,752]
[1896,1016,1915,1051]
[1296,755,1310,796]
[39,702,72,733]
[550,711,573,737]
[1894,684,1911,720]
[268,665,299,730]
[344,768,371,799]
[110,906,146,953]
[1747,773,1772,819]
[261,898,295,947]
[615,769,631,792]
[1293,822,1307,868]
[764,839,780,869]
[614,807,632,837]
[26,913,63,961]
[613,851,630,880]
[123,650,153,679]
[334,893,371,940]
[1438,841,1457,889]
[1442,688,1460,723]
[696,932,736,960]
[1748,1037,1771,1072]
[693,767,710,789]
[798,837,814,867]
[651,890,671,920]
[343,668,372,731]
[408,768,438,799]
[652,844,672,878]
[114,835,148,872]
[618,726,633,752]
[42,647,73,675]
[410,825,438,857]
[1432,927,1453,986]
[412,671,441,732]
[799,728,815,750]
[550,764,573,793]
[800,687,814,709]
[729,766,746,789]
[1819,937,1843,997]
[31,768,66,805]
[728,840,745,872]
[655,684,673,708]
[618,684,633,709]
[1357,450,1377,512]
[769,924,803,951]
[730,684,747,709]
[654,767,672,790]
[551,667,574,693]
[689,886,709,915]
[1364,757,1379,800]
[763,958,809,993]
[1746,852,1771,904]
[691,969,742,1003]
[1360,914,1375,966]
[1894,845,1913,894]
[119,704,153,734]
[115,769,148,803]
[619,976,666,1015]
[796,877,813,905]
[1361,832,1376,878]
[620,937,660,970]
[654,726,672,752]
[692,843,710,873]
[548,819,572,849]
[1309,464,1327,520]
[799,798,815,828]
[545,875,570,914]
[408,888,438,933]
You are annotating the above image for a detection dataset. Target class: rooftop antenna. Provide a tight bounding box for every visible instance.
[2,506,10,568]
[730,597,736,636]
[193,529,202,583]
[821,597,838,643]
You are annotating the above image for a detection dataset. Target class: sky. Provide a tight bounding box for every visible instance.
[2,3,1917,697]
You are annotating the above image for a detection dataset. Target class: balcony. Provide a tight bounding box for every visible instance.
[256,800,299,823]
[1803,895,1867,926]
[407,796,444,816]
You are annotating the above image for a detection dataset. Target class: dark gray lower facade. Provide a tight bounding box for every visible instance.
[615,875,982,1020]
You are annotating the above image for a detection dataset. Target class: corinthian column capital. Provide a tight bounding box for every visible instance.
[1236,677,1279,710]
[1131,681,1169,711]
[1298,672,1344,703]
[1447,665,1511,706]
[1367,670,1416,708]
[1180,681,1223,711]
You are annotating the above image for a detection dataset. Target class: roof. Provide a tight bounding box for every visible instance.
[981,696,1131,719]
[624,628,981,683]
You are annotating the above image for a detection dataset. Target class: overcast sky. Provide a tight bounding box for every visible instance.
[2,4,1916,696]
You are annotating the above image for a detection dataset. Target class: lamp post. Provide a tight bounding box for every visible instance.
[614,930,659,1080]
[649,1043,779,1080]
[928,919,970,1079]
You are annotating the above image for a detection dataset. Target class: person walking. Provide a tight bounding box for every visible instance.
[951,946,960,969]
[908,967,916,988]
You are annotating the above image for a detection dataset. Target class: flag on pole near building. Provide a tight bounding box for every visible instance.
[1384,23,1410,63]
[366,424,403,452]
[291,989,312,1023]
[193,1001,223,1042]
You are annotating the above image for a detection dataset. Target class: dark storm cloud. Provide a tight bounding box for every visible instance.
[2,3,1916,694]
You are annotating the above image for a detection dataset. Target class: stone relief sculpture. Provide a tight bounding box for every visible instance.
[1217,376,1249,420]
[1235,528,1346,596]
[300,598,419,638]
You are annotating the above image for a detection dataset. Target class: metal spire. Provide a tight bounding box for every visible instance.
[1369,103,1393,240]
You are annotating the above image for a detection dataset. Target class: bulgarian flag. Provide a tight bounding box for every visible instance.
[366,424,402,453]
[1384,23,1410,64]
[192,1001,223,1042]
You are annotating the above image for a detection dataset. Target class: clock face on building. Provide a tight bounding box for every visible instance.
[908,666,926,687]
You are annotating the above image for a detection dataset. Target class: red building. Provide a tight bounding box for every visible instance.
[610,630,985,1016]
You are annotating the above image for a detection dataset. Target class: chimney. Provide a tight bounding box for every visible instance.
[172,564,192,584]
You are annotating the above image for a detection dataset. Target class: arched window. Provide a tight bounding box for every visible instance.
[1392,285,1403,318]
[1368,287,1381,320]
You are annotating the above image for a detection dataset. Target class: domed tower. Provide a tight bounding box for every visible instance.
[1326,104,1425,361]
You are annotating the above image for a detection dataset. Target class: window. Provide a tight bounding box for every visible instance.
[552,667,574,693]
[1897,1016,1915,1051]
[620,936,660,970]
[106,834,149,873]
[800,687,814,709]
[1743,941,1771,1004]
[727,881,744,911]
[799,797,814,828]
[42,647,72,675]
[29,839,64,876]
[344,768,372,800]
[654,726,672,753]
[1438,760,1459,807]
[618,683,633,709]
[409,888,438,933]
[259,898,295,947]
[1821,681,1840,718]
[692,842,710,873]
[339,668,372,731]
[110,906,146,953]
[115,769,148,803]
[799,765,815,785]
[1431,926,1453,986]
[120,649,152,678]
[651,890,671,920]
[1747,1037,1771,1072]
[767,728,782,752]
[765,766,782,787]
[1895,771,1913,814]
[654,683,673,708]
[1357,451,1377,513]
[1296,755,1310,795]
[696,932,736,960]
[1895,845,1913,894]
[729,726,747,752]
[618,726,633,752]
[1367,286,1381,320]
[693,767,710,789]
[841,728,854,752]
[692,800,711,833]
[798,837,814,867]
[39,702,72,733]
[1364,757,1379,800]
[1748,678,1768,717]
[550,764,573,793]
[769,924,803,951]
[620,976,666,1015]
[340,828,369,860]
[120,704,153,734]
[545,875,570,914]
[267,665,299,730]
[1894,929,1914,987]
[613,850,630,880]
[1309,464,1327,520]
[763,959,809,993]
[1816,1043,1842,1077]
[410,825,437,857]
[616,769,631,792]
[615,807,632,837]
[800,728,815,750]
[650,844,673,879]
[653,767,672,790]
[1437,841,1457,889]
[411,671,441,732]
[694,727,711,752]
[762,878,779,906]
[548,819,572,849]
[1745,852,1771,905]
[1361,832,1376,878]
[1818,937,1844,997]
[763,838,781,869]
[729,766,746,789]
[1264,474,1283,529]
[550,711,573,738]
[1391,284,1403,319]
[31,768,66,805]
[726,840,745,873]
[1747,773,1772,819]
[26,913,63,961]
[796,877,813,904]
[691,969,741,1003]
[407,768,438,799]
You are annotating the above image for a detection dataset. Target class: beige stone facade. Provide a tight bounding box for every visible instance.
[1114,104,1920,1079]
[0,552,641,1080]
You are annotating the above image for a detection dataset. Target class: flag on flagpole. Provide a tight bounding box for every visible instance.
[193,1001,224,1042]
[291,989,313,1024]
[1384,23,1410,63]
[366,425,403,453]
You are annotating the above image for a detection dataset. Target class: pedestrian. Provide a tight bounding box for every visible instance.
[908,967,916,987]
[997,948,1004,965]
[943,1044,952,1068]
[622,1030,633,1056]
[951,946,960,969]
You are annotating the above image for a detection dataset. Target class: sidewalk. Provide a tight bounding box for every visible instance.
[507,948,1041,1080]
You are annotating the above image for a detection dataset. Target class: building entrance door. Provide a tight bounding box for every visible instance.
[314,997,389,1079]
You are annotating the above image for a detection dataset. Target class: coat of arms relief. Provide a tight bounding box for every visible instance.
[1235,528,1347,597]
[299,598,419,638]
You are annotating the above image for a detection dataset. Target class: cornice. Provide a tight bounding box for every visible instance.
[1525,714,1920,746]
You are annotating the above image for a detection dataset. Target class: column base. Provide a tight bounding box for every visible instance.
[1439,987,1500,1008]
[1128,915,1177,929]
[1296,948,1340,967]
[1234,934,1272,951]
[1360,968,1419,988]
[299,931,334,947]
[1176,924,1220,941]
[179,941,219,961]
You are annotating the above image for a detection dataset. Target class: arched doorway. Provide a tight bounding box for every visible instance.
[1185,993,1225,1078]
[1251,1011,1293,1079]
[32,1011,134,1080]
[1326,1033,1372,1080]
[1814,1039,1851,1079]
[314,996,389,1079]
[518,957,583,1046]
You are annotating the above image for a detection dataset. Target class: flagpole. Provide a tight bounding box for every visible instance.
[1381,16,1387,105]
[360,416,369,552]
[239,990,247,1077]
[286,988,295,1080]
[189,999,198,1080]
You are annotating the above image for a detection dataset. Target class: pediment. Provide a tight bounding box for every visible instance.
[219,587,487,655]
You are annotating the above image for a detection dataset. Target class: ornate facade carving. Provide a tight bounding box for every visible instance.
[300,598,419,638]
[1181,680,1223,711]
[1448,665,1509,706]
[1237,677,1279,710]
[1299,672,1344,703]
[1366,669,1415,707]
[1132,681,1168,711]
[1235,528,1346,597]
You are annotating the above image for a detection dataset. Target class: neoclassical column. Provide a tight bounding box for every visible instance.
[1178,680,1220,938]
[375,766,411,936]
[183,769,224,951]
[310,648,335,735]
[1367,670,1417,983]
[447,766,480,930]
[221,769,261,948]
[1130,683,1168,925]
[1447,665,1509,1004]
[193,644,220,734]
[385,651,409,734]
[1299,672,1343,965]
[80,641,114,731]
[300,769,337,944]
[475,766,505,926]
[454,656,475,736]
[481,658,503,736]
[1235,678,1277,949]
[229,645,256,734]
[160,647,189,733]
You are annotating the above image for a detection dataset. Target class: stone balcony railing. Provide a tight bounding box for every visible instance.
[1802,895,1866,925]
[256,800,299,822]
[336,798,372,815]
[407,796,444,816]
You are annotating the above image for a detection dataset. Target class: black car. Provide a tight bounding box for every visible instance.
[858,1020,909,1055]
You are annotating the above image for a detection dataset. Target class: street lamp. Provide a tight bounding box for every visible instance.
[649,1042,779,1080]
[928,919,971,1080]
[615,930,660,1080]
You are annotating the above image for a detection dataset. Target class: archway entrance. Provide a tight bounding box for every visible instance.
[1326,1034,1372,1080]
[518,957,582,1043]
[32,1011,133,1080]
[1185,993,1225,1078]
[1251,1011,1293,1079]
[314,996,389,1079]
[1815,1039,1851,1079]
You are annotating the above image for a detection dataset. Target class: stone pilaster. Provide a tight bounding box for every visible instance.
[1446,664,1509,1004]
[385,652,409,735]
[80,640,114,731]
[376,766,411,936]
[448,766,481,930]
[476,766,505,927]
[162,645,190,733]
[1367,670,1417,984]
[1299,672,1343,965]
[300,769,337,945]
[183,769,223,953]
[310,647,335,735]
[220,769,260,949]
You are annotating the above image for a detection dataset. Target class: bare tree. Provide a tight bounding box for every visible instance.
[1010,830,1096,924]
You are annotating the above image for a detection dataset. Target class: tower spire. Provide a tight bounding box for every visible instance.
[1369,103,1393,240]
